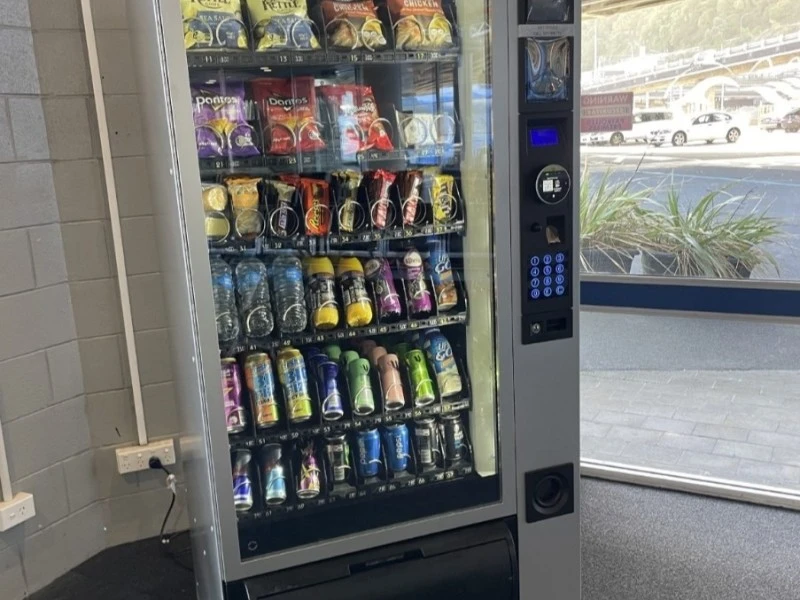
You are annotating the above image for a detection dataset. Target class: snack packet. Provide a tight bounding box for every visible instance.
[366,170,396,230]
[423,170,457,224]
[182,0,248,50]
[192,83,260,158]
[333,171,364,233]
[266,180,299,238]
[397,170,423,226]
[281,176,331,236]
[246,0,321,51]
[320,0,387,51]
[387,0,453,50]
[225,177,264,238]
[202,183,229,212]
[252,77,326,155]
[318,84,393,160]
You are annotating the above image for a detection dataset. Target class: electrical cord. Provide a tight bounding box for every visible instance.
[150,457,194,572]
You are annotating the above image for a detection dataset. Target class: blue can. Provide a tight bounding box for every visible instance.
[260,444,287,506]
[232,450,253,512]
[382,424,410,473]
[319,361,345,421]
[356,428,381,478]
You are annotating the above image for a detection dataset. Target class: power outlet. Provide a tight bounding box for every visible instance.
[115,439,176,474]
[0,493,36,532]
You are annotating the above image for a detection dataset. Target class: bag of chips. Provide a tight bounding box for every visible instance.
[192,83,261,158]
[252,77,326,155]
[182,0,249,50]
[387,0,454,50]
[318,84,393,160]
[245,0,321,51]
[423,169,457,224]
[320,1,387,51]
[225,176,265,239]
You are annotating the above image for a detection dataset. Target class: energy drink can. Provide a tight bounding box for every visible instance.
[260,444,287,506]
[325,434,351,484]
[348,359,376,416]
[382,424,410,473]
[222,359,247,434]
[422,330,463,398]
[319,361,345,421]
[414,418,441,467]
[277,348,313,424]
[405,350,436,407]
[356,428,381,478]
[439,413,466,462]
[297,443,321,499]
[378,354,405,411]
[244,354,280,429]
[231,450,254,512]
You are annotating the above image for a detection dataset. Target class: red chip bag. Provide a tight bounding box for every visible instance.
[252,77,326,155]
[318,84,394,158]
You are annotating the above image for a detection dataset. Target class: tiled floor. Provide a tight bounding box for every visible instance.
[581,370,800,489]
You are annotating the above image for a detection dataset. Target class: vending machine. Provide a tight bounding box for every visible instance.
[126,0,579,597]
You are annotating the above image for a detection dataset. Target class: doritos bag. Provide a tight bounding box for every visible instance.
[252,77,326,155]
[318,84,393,160]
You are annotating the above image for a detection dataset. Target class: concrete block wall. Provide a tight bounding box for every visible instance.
[0,0,185,597]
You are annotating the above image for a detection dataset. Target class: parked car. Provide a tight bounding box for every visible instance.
[781,109,800,133]
[649,112,742,146]
[759,115,782,132]
[588,109,675,146]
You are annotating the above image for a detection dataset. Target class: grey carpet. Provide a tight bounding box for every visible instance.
[581,478,800,600]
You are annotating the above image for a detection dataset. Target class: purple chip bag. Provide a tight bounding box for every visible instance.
[191,82,260,159]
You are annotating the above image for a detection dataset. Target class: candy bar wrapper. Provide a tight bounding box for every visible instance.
[333,171,363,233]
[252,77,326,155]
[320,1,387,51]
[225,177,263,237]
[281,176,331,237]
[192,83,260,158]
[182,0,248,50]
[247,0,321,51]
[387,0,454,50]
[424,170,457,224]
[318,84,393,160]
[398,170,423,226]
[367,170,396,230]
[267,180,298,238]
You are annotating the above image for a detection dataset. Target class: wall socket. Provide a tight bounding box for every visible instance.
[0,493,36,532]
[115,439,176,474]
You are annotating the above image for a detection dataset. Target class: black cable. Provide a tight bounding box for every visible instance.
[150,458,194,572]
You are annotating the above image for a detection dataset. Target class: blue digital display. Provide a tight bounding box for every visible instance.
[529,127,560,147]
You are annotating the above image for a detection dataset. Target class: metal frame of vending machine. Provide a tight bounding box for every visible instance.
[126,0,579,598]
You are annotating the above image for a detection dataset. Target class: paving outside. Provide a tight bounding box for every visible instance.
[580,312,800,491]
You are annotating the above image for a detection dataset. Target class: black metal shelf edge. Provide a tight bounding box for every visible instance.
[236,463,476,525]
[186,48,460,69]
[221,311,467,356]
[198,146,462,177]
[229,397,471,450]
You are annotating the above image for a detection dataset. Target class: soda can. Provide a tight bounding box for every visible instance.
[439,413,467,462]
[297,443,321,499]
[348,359,376,416]
[244,354,280,429]
[277,348,313,424]
[382,424,410,473]
[222,359,247,434]
[319,361,345,421]
[356,428,382,478]
[260,444,287,506]
[414,417,441,467]
[422,330,463,398]
[378,354,406,411]
[405,350,436,407]
[231,450,254,512]
[325,434,351,484]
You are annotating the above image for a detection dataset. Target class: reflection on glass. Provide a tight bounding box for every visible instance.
[527,0,572,23]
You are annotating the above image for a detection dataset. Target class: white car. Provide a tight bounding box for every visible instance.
[650,112,742,146]
[588,109,676,146]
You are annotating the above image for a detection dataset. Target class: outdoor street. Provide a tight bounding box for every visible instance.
[580,131,800,490]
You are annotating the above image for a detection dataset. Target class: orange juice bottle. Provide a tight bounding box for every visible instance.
[335,257,374,328]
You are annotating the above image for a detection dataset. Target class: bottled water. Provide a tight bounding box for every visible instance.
[271,255,308,335]
[210,257,240,343]
[235,258,274,338]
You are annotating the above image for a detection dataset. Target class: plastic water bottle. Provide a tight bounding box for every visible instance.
[210,257,240,343]
[235,258,274,339]
[271,255,308,335]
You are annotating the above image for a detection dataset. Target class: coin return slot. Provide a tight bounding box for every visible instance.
[546,318,566,332]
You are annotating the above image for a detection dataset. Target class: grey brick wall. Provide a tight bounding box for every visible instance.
[0,0,182,597]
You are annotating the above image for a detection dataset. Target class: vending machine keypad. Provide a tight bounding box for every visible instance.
[529,252,569,301]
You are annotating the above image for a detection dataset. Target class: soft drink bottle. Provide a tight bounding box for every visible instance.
[235,258,274,338]
[210,257,240,343]
[364,258,402,322]
[402,249,433,318]
[304,256,340,331]
[336,257,373,328]
[426,238,458,312]
[271,255,308,335]
[422,329,462,398]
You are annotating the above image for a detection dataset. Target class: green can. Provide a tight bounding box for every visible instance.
[341,350,360,367]
[277,348,313,423]
[348,358,376,416]
[393,342,412,363]
[406,350,436,407]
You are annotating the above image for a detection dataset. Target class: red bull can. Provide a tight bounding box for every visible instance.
[231,449,254,512]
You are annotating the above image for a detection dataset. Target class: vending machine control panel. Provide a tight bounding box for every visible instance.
[518,4,575,345]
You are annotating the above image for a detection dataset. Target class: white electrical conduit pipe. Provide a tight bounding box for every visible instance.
[0,422,13,502]
[80,0,148,446]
